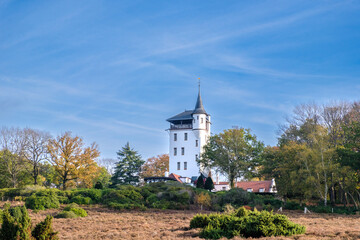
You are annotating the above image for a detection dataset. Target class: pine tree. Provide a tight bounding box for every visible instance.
[111,142,144,187]
[196,174,205,189]
[204,176,214,191]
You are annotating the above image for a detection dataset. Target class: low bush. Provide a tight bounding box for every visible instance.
[94,181,103,189]
[309,205,357,215]
[194,192,211,210]
[0,188,21,200]
[215,188,253,208]
[190,214,211,229]
[32,216,58,240]
[70,196,92,205]
[63,204,88,217]
[70,189,102,204]
[25,193,60,210]
[20,185,47,197]
[284,201,302,210]
[190,207,306,239]
[107,202,146,211]
[55,211,78,219]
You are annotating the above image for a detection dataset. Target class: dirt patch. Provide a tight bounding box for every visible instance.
[2,202,360,239]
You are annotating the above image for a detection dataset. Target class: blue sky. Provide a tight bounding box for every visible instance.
[1,0,360,160]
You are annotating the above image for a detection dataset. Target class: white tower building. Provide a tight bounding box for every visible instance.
[166,87,211,182]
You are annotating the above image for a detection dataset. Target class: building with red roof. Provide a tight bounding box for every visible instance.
[214,179,276,193]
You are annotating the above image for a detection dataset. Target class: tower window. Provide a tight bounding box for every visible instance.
[197,116,199,120]
[195,140,198,147]
[181,147,185,155]
[177,162,180,170]
[201,118,204,123]
[195,154,198,160]
[174,133,177,141]
[174,148,177,156]
[184,133,188,141]
[184,162,187,170]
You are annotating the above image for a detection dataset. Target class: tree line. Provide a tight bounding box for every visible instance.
[198,101,360,207]
[0,127,169,190]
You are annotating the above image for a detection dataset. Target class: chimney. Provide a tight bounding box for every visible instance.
[216,173,219,184]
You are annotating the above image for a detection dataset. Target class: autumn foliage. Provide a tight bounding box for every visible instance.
[47,132,100,190]
[141,154,169,178]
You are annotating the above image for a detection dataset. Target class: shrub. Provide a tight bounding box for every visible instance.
[194,192,211,210]
[190,207,306,239]
[284,201,302,210]
[200,224,225,239]
[94,181,103,189]
[20,185,47,197]
[190,214,211,229]
[64,203,79,209]
[69,207,87,217]
[0,206,32,240]
[0,188,21,200]
[233,207,248,217]
[70,196,92,205]
[223,204,235,214]
[55,211,78,219]
[107,202,146,211]
[32,216,58,240]
[216,188,253,208]
[0,209,3,224]
[63,205,88,217]
[25,194,60,210]
[70,189,102,204]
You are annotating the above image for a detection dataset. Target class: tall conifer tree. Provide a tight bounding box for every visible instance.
[111,142,144,186]
[204,176,214,191]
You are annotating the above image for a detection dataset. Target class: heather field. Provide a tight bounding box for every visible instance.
[16,205,360,240]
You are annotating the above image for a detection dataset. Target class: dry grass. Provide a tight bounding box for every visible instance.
[2,202,360,239]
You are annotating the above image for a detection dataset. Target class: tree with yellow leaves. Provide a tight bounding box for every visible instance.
[47,132,100,190]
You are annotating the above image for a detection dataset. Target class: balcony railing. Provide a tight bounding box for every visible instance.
[170,124,192,129]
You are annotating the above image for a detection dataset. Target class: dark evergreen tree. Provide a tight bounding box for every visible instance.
[196,174,205,189]
[32,216,58,240]
[111,142,144,187]
[204,176,214,191]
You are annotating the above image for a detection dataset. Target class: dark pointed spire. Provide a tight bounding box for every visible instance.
[193,79,207,114]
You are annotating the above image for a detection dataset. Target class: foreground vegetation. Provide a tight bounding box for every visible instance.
[1,182,358,215]
[1,206,357,240]
[190,207,305,239]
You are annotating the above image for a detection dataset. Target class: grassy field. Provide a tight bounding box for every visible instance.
[2,202,360,239]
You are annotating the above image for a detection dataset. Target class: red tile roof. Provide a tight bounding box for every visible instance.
[215,180,273,193]
[168,173,182,183]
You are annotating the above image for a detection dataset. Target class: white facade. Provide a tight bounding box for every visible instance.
[167,89,211,179]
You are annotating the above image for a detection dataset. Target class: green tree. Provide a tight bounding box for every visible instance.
[199,128,264,188]
[261,144,313,201]
[196,174,205,189]
[204,177,214,191]
[111,142,144,186]
[93,167,111,188]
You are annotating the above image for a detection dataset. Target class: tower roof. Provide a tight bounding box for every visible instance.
[193,88,207,115]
